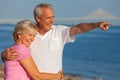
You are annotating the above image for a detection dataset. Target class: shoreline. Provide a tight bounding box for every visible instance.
[0,64,99,80]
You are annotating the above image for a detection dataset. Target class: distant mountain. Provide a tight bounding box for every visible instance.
[80,8,120,20]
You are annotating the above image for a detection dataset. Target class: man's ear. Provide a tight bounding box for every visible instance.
[35,16,40,23]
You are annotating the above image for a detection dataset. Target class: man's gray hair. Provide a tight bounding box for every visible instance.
[33,3,53,18]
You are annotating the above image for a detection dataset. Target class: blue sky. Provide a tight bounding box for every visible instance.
[0,0,120,19]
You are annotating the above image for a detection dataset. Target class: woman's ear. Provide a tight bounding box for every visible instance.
[17,33,22,39]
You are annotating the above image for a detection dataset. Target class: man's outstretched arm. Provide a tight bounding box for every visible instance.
[70,22,111,36]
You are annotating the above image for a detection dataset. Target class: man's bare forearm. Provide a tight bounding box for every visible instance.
[70,22,111,36]
[1,48,18,61]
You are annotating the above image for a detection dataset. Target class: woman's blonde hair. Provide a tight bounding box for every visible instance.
[12,20,37,41]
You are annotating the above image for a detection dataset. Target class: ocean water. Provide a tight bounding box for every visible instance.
[0,24,120,80]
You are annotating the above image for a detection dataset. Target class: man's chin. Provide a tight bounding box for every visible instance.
[46,26,52,31]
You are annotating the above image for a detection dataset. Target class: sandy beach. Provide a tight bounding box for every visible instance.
[0,64,4,80]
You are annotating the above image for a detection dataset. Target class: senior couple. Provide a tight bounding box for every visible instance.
[1,3,111,80]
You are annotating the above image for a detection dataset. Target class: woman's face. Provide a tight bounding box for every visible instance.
[17,31,36,47]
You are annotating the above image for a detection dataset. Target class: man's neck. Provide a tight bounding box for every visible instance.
[38,29,47,35]
[37,24,52,35]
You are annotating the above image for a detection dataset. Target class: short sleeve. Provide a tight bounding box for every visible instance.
[56,25,76,44]
[13,44,31,60]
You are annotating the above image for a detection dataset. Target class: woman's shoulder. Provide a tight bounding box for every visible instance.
[12,44,29,53]
[13,44,27,49]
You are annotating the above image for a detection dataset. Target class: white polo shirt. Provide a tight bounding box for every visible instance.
[30,25,75,73]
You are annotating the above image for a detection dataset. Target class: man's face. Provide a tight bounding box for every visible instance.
[38,8,54,31]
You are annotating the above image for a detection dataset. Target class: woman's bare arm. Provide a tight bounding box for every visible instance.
[20,57,61,80]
